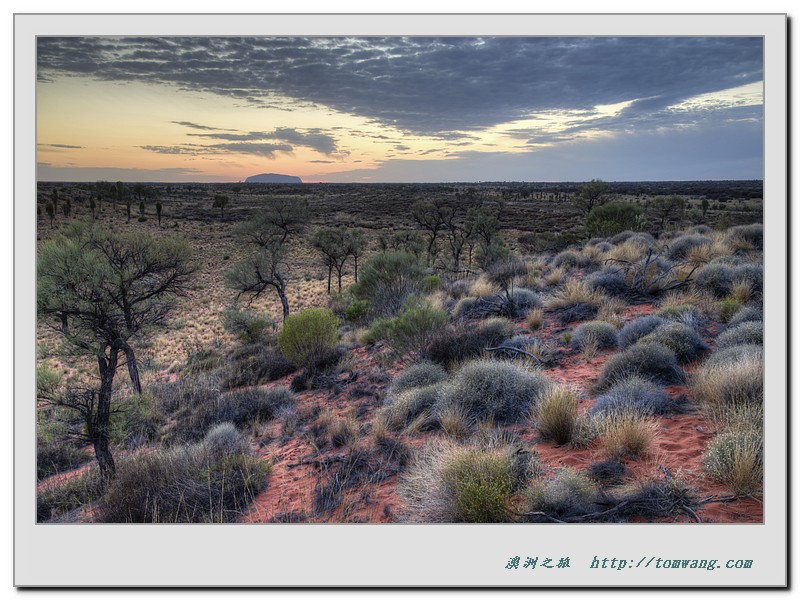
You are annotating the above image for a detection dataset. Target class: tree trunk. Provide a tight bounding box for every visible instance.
[122,343,142,395]
[337,270,342,293]
[94,347,119,476]
[327,267,332,294]
[275,272,290,321]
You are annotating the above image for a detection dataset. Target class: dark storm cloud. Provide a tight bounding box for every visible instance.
[37,36,763,135]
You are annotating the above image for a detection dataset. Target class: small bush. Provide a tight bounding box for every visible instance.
[350,251,426,316]
[571,320,618,352]
[524,467,598,521]
[693,263,733,298]
[667,235,711,260]
[111,392,164,449]
[278,308,340,368]
[504,288,543,318]
[638,322,708,363]
[221,306,273,343]
[204,422,251,459]
[703,429,763,495]
[329,415,360,448]
[384,297,449,354]
[388,361,448,396]
[617,315,667,349]
[726,304,763,327]
[219,343,295,390]
[586,202,643,238]
[101,445,269,523]
[436,359,551,424]
[593,376,682,416]
[534,385,578,444]
[718,297,744,323]
[216,386,295,429]
[715,321,763,350]
[551,250,586,269]
[588,459,627,484]
[427,318,512,367]
[343,299,371,323]
[599,342,683,387]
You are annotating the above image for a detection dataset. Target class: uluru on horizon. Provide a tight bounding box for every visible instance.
[245,173,303,184]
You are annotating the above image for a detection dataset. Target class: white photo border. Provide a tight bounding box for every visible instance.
[15,13,787,588]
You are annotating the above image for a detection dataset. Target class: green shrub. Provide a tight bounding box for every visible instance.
[586,202,643,238]
[221,306,273,343]
[441,448,515,522]
[278,308,340,368]
[715,321,763,350]
[111,392,164,449]
[524,467,598,520]
[436,359,551,424]
[422,274,442,292]
[718,297,744,323]
[703,429,763,495]
[385,297,449,354]
[350,251,426,316]
[638,322,708,363]
[571,320,618,352]
[599,342,683,387]
[343,299,371,323]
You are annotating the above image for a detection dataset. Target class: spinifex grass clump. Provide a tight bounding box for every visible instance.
[544,279,606,324]
[692,352,763,412]
[597,409,657,460]
[436,359,551,425]
[388,361,448,396]
[637,322,708,364]
[667,234,712,261]
[693,263,733,298]
[715,321,763,350]
[523,467,598,521]
[703,429,763,495]
[380,384,442,433]
[585,267,629,298]
[593,376,683,417]
[617,315,668,349]
[728,306,763,327]
[571,320,618,352]
[400,439,530,522]
[533,385,578,444]
[599,342,683,388]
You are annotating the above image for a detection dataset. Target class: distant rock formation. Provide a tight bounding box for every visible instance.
[245,173,302,184]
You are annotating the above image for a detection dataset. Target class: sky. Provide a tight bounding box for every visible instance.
[36,36,764,183]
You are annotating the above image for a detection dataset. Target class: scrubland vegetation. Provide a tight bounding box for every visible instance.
[35,179,765,523]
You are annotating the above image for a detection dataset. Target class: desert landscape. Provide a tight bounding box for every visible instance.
[35,179,765,524]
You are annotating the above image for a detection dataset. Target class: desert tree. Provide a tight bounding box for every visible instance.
[444,207,476,274]
[377,230,425,258]
[254,197,309,243]
[346,228,367,283]
[61,199,71,219]
[37,222,195,475]
[312,227,351,293]
[89,197,97,220]
[573,179,611,215]
[225,233,291,320]
[227,204,307,320]
[410,198,453,265]
[212,194,229,219]
[156,201,163,226]
[45,202,55,228]
[650,195,686,232]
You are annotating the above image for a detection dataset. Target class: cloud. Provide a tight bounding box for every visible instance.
[38,143,84,149]
[37,37,763,135]
[185,126,338,154]
[214,142,293,157]
[171,120,236,131]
